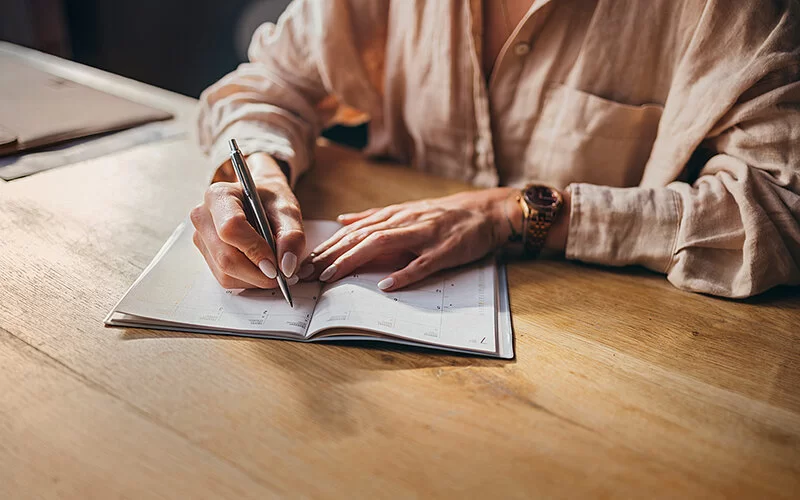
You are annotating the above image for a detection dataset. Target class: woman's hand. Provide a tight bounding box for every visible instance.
[190,153,305,289]
[303,188,520,291]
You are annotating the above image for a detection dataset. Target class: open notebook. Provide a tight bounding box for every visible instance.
[106,221,514,359]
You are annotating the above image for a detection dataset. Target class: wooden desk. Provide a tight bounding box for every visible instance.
[1,44,798,499]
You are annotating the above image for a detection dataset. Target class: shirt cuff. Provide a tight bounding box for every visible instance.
[207,120,309,188]
[565,183,682,273]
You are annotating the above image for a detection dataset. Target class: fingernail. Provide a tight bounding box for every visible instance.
[336,214,346,221]
[298,263,315,279]
[377,277,394,291]
[319,264,337,282]
[286,275,299,286]
[258,259,277,279]
[281,252,297,277]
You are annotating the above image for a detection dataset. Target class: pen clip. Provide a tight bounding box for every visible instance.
[228,140,253,198]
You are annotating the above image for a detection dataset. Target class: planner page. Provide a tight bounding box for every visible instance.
[307,259,499,354]
[112,220,340,336]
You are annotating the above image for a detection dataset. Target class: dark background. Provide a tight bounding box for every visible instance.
[1,0,366,146]
[63,0,282,98]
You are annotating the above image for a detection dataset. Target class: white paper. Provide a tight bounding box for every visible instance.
[307,264,498,354]
[114,221,339,336]
[110,220,510,357]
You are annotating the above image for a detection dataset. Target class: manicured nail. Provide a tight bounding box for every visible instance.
[298,263,315,279]
[258,259,277,279]
[281,252,297,277]
[286,275,299,286]
[377,277,394,290]
[319,264,337,282]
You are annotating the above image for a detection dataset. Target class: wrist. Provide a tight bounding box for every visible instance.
[210,152,290,187]
[488,188,523,248]
[491,185,571,254]
[247,153,291,185]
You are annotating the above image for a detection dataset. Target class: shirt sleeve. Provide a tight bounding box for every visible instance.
[565,2,800,298]
[195,0,384,186]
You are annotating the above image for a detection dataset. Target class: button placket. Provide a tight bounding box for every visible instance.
[475,137,490,156]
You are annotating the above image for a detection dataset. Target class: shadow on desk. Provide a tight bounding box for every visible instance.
[118,329,511,371]
[117,327,540,437]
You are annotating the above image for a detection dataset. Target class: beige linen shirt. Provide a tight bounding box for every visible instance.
[197,0,800,298]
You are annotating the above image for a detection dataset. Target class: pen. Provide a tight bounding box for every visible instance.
[228,139,294,307]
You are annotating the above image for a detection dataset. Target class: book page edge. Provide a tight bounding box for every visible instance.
[104,220,188,325]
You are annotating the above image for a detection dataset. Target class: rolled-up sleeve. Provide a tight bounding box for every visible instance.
[566,184,682,275]
[196,0,382,186]
[567,77,800,298]
[564,0,800,298]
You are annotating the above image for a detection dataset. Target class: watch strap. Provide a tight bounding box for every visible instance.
[519,185,562,258]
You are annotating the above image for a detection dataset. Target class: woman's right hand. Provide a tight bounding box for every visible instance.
[190,153,306,289]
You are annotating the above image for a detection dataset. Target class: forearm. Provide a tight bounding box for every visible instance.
[565,165,800,298]
[197,6,325,188]
[212,153,291,186]
[197,0,384,189]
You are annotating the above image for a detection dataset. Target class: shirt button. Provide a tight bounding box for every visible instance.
[513,42,531,56]
[476,138,490,155]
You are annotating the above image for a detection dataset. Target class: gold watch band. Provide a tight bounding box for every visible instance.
[519,184,563,258]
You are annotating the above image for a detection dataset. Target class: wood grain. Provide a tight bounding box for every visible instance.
[0,43,798,499]
[0,327,277,499]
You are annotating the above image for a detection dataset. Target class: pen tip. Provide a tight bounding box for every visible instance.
[228,138,238,153]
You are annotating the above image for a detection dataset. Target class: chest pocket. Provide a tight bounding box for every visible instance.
[523,84,664,188]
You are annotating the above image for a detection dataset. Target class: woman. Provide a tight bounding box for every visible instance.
[192,0,800,298]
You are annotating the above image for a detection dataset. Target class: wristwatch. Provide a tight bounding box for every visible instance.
[518,184,563,258]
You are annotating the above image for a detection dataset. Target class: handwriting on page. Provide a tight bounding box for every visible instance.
[308,261,497,353]
[115,225,320,335]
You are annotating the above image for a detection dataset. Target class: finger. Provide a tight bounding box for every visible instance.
[204,183,278,274]
[301,247,407,281]
[192,230,256,289]
[191,203,277,288]
[318,228,425,282]
[259,183,305,278]
[297,263,316,281]
[310,220,397,273]
[336,207,380,225]
[377,246,452,292]
[312,205,401,256]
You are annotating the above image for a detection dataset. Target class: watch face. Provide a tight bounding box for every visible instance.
[524,185,561,209]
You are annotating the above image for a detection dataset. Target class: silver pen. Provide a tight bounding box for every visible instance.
[228,139,293,307]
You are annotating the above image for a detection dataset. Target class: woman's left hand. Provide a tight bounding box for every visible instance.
[302,188,519,291]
